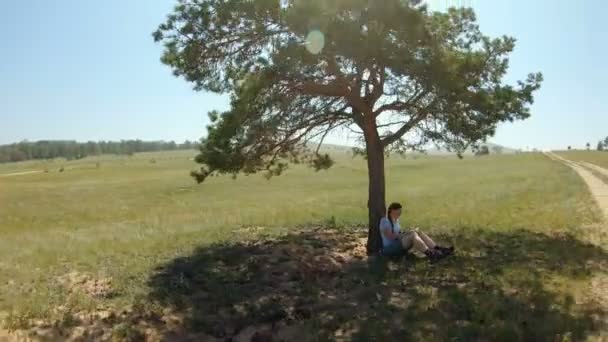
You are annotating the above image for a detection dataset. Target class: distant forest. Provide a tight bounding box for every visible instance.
[0,140,197,163]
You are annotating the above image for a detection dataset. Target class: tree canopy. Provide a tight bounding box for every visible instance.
[155,0,542,182]
[155,0,542,252]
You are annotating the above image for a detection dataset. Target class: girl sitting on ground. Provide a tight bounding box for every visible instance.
[380,202,453,262]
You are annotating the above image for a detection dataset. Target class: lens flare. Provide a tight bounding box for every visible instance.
[305,30,325,55]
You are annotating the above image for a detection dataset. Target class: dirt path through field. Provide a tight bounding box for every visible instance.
[545,152,608,220]
[546,152,608,339]
[579,161,608,179]
[0,170,42,178]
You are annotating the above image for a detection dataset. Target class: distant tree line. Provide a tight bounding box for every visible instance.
[473,145,504,156]
[597,137,608,151]
[0,140,197,163]
[474,145,490,156]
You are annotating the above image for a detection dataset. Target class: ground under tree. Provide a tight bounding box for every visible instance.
[154,0,542,253]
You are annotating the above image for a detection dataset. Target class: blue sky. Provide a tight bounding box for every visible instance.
[0,0,606,150]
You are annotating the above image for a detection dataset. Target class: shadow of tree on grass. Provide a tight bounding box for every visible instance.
[147,227,608,341]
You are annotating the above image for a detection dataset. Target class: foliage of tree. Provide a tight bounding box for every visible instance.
[0,140,197,163]
[155,0,542,253]
[586,142,591,150]
[567,146,571,150]
[597,141,604,151]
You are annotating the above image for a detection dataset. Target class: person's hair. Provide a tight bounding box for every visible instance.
[387,202,402,231]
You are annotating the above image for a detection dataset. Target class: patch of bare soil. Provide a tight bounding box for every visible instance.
[2,305,216,341]
[57,272,114,299]
[0,312,13,342]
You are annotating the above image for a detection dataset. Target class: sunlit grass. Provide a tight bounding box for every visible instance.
[0,151,606,337]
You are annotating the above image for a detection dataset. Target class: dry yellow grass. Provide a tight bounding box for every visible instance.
[0,151,606,339]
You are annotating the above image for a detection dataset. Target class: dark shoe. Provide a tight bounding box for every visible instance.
[424,249,442,263]
[434,245,454,256]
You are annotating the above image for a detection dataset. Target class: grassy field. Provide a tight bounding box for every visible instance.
[1,151,607,340]
[556,150,608,169]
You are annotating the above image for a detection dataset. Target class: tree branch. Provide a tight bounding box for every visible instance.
[365,68,376,97]
[325,56,348,85]
[373,88,428,116]
[381,113,428,147]
[315,122,335,155]
[293,81,348,97]
[368,65,385,106]
[344,125,364,135]
[376,120,408,129]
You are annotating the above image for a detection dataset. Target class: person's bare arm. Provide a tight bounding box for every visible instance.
[388,230,400,240]
[381,226,400,240]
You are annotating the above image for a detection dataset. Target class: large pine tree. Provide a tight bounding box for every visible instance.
[154,0,542,253]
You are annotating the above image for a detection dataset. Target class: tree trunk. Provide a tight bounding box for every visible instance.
[365,132,386,255]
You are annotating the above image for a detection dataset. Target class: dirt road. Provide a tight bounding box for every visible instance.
[579,161,608,179]
[0,171,42,178]
[544,152,608,220]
